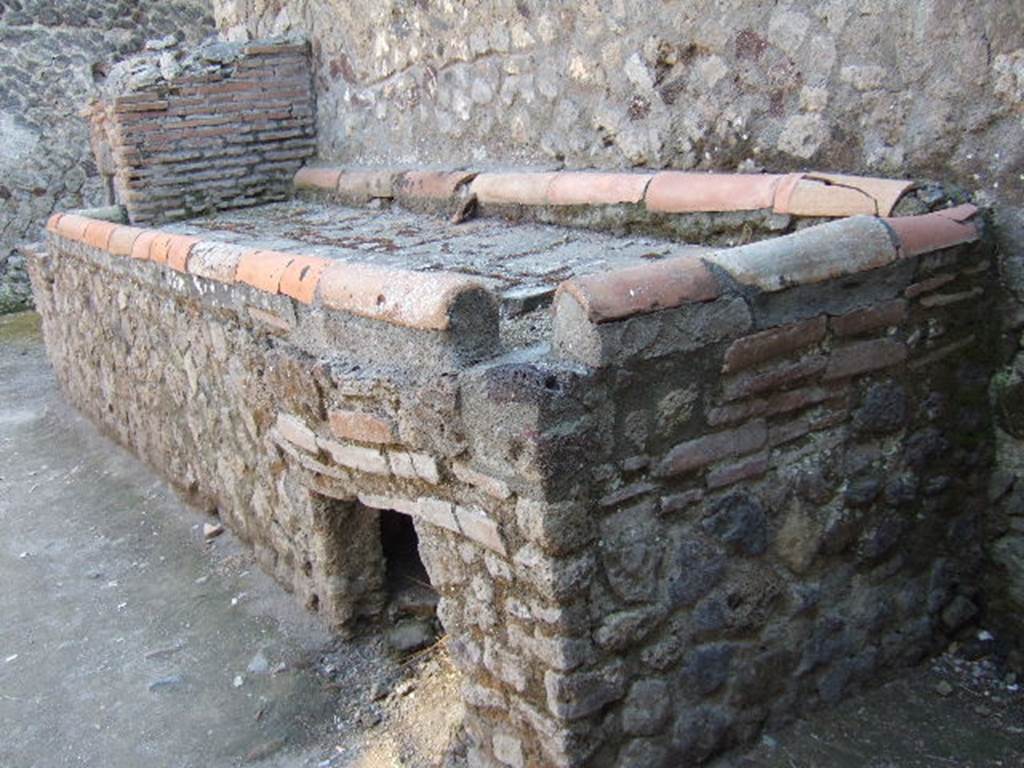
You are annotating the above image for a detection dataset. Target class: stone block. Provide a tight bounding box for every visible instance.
[544,660,626,720]
[328,408,396,445]
[317,436,390,475]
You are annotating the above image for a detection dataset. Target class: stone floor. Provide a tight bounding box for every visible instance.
[1,310,1021,768]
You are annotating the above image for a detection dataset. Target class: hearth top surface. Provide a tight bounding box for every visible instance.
[164,199,708,291]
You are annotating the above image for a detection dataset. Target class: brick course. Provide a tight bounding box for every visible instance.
[91,41,316,225]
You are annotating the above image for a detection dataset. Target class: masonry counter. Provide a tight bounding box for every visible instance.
[30,174,996,767]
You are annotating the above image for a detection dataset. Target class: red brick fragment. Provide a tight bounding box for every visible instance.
[722,356,827,402]
[655,420,767,477]
[706,454,769,489]
[722,316,826,374]
[831,299,907,337]
[327,409,396,445]
[823,339,907,381]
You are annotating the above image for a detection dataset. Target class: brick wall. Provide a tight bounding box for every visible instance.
[90,40,316,224]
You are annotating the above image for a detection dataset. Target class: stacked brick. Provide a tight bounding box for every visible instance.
[91,40,316,224]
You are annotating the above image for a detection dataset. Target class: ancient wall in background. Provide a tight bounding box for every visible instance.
[0,0,215,312]
[211,2,1021,201]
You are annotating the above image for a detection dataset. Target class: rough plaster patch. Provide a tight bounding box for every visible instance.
[777,114,831,160]
[840,64,888,92]
[0,113,40,174]
[993,50,1024,109]
[768,8,811,56]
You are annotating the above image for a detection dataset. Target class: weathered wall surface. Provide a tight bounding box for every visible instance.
[210,1,1021,194]
[211,0,1024,641]
[0,0,215,312]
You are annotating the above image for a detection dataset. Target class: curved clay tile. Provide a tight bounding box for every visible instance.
[555,251,720,324]
[645,172,782,213]
[705,216,898,291]
[469,173,559,206]
[883,204,980,256]
[316,261,494,331]
[294,166,343,191]
[546,172,652,206]
[773,173,914,217]
[396,171,476,201]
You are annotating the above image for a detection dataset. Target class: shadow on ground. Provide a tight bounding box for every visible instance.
[1,311,1021,767]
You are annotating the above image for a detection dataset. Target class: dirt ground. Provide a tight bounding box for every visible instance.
[1,310,1022,768]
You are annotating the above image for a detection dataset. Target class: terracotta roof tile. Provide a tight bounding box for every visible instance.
[774,173,914,217]
[235,250,294,294]
[294,166,343,191]
[706,216,898,291]
[82,220,117,250]
[107,225,145,257]
[336,170,401,199]
[883,204,980,256]
[166,235,200,272]
[187,241,246,283]
[148,233,175,264]
[645,172,782,213]
[55,214,91,241]
[317,262,491,331]
[556,251,720,323]
[546,172,651,206]
[469,172,558,206]
[279,254,330,304]
[130,230,160,260]
[397,170,476,200]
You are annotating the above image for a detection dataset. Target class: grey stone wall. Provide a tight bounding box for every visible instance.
[0,0,215,313]
[210,1,1021,198]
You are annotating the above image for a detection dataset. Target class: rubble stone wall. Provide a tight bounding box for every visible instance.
[0,0,215,313]
[91,40,317,224]
[534,237,997,766]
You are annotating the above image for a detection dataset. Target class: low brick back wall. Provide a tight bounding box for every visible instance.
[90,39,316,224]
